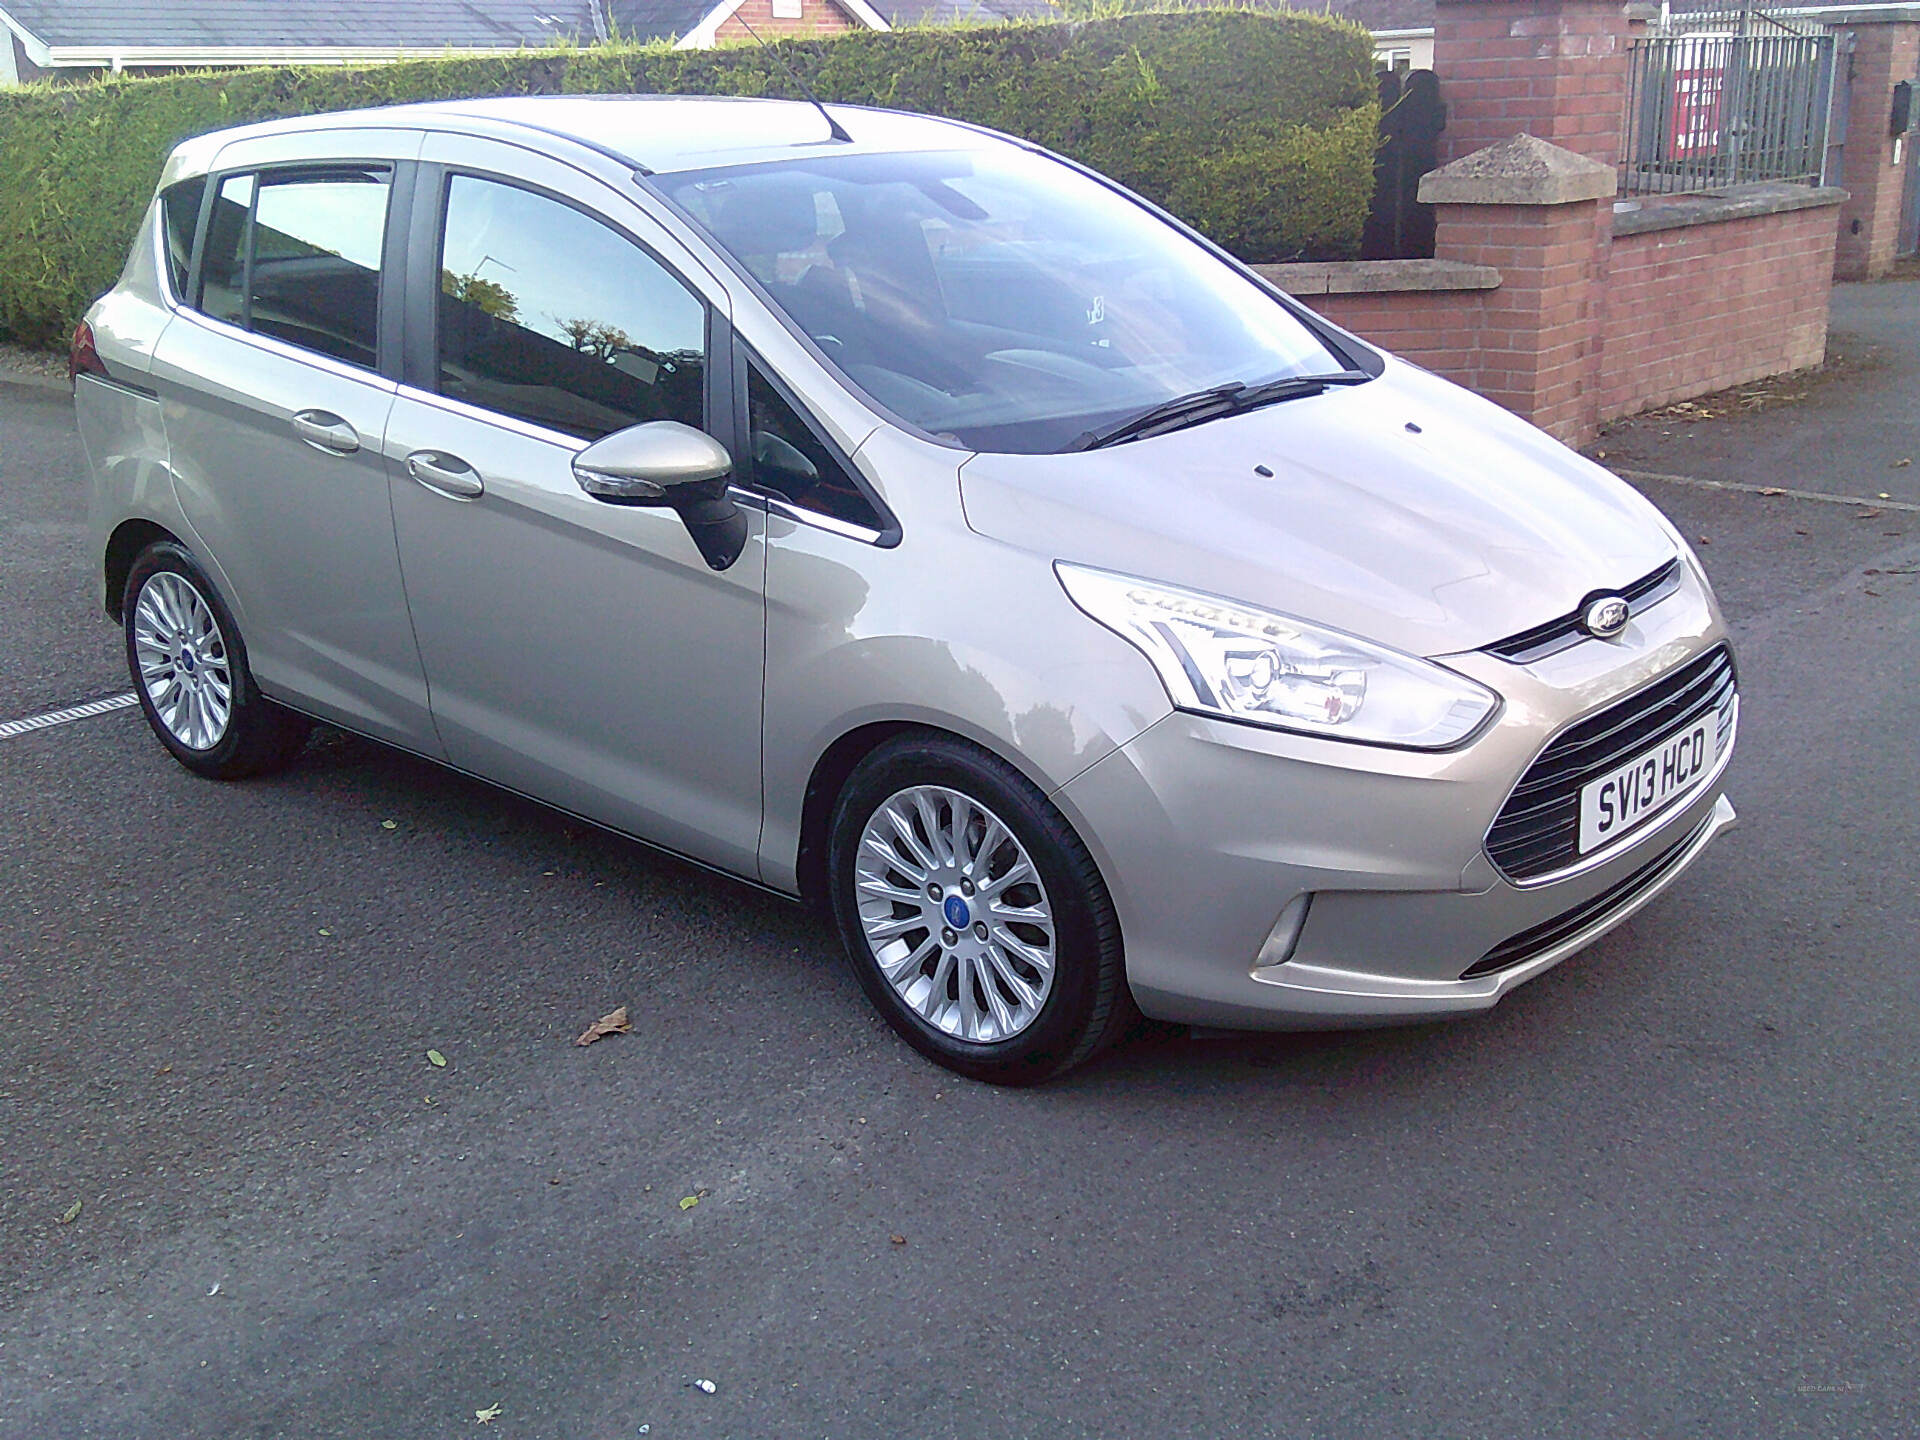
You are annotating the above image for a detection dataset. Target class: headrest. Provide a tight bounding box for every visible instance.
[708,182,821,260]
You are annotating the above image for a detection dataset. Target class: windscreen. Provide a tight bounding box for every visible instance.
[658,148,1348,454]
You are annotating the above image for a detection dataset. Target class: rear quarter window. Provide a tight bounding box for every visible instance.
[159,176,206,302]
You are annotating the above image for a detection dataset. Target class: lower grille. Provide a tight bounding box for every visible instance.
[1463,814,1709,979]
[1486,643,1736,882]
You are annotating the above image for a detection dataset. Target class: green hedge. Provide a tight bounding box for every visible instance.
[0,10,1375,349]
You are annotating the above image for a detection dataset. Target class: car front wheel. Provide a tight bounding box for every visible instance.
[827,733,1133,1084]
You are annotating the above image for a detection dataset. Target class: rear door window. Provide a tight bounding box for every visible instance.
[249,170,389,368]
[434,174,707,440]
[193,167,391,370]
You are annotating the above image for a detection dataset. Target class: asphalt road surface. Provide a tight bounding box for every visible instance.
[3,286,1917,1439]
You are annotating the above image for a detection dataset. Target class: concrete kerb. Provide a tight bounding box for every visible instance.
[0,365,70,397]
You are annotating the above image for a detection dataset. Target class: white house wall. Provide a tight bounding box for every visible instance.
[1373,29,1435,70]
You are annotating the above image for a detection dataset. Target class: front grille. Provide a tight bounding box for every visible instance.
[1486,643,1736,882]
[1487,559,1684,663]
[1463,812,1709,979]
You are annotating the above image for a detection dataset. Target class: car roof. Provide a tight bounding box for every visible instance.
[192,94,997,176]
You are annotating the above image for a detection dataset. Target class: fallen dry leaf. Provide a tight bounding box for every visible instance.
[475,1402,503,1424]
[1758,486,1786,497]
[426,1049,447,1068]
[679,1195,699,1211]
[1856,509,1884,520]
[1892,459,1911,469]
[575,1006,632,1047]
[890,1234,906,1246]
[59,1200,82,1224]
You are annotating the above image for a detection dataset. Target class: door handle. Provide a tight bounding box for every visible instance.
[292,409,360,455]
[406,451,485,501]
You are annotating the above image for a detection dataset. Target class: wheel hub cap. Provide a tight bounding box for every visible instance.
[131,571,233,751]
[853,785,1056,1044]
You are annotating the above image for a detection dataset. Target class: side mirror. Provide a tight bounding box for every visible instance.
[572,420,748,572]
[573,420,733,503]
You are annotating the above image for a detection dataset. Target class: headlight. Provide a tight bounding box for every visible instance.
[1056,563,1498,749]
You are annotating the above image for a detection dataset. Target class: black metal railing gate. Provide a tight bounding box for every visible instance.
[1622,7,1837,196]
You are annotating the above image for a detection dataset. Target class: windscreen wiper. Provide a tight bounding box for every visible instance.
[1067,370,1372,452]
[1230,369,1372,415]
[1067,382,1247,452]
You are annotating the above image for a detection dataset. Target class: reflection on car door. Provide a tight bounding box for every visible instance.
[153,161,436,749]
[385,150,767,878]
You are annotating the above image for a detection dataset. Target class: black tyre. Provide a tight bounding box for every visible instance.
[827,733,1134,1084]
[122,541,310,779]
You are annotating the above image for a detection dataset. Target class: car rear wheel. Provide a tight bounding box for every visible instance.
[124,542,310,779]
[827,733,1133,1084]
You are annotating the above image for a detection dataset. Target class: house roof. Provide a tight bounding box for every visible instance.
[877,0,1054,23]
[0,0,602,51]
[605,0,727,41]
[1295,0,1434,31]
[877,0,1435,30]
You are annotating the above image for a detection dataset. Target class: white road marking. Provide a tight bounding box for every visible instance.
[0,692,139,741]
[1616,468,1920,514]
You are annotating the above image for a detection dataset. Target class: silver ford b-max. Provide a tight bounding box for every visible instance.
[76,96,1738,1082]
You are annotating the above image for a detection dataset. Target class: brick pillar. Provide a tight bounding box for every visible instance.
[1433,0,1634,169]
[1419,134,1616,445]
[1831,17,1920,281]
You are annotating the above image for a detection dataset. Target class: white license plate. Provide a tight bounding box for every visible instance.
[1578,715,1721,854]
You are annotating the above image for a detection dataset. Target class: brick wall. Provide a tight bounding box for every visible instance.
[1601,203,1837,417]
[1376,0,1848,444]
[1431,200,1606,440]
[715,0,856,41]
[1831,20,1920,280]
[1304,289,1490,386]
[1278,191,1840,441]
[1432,0,1631,168]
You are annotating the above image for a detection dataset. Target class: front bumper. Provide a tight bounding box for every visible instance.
[1053,563,1738,1030]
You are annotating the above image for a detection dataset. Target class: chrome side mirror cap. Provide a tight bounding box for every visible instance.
[572,420,733,503]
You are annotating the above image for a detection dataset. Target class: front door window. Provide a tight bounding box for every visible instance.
[435,175,707,439]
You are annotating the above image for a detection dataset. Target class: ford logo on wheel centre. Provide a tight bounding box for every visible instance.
[943,895,971,929]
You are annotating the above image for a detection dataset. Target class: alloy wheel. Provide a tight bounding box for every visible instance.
[131,571,233,751]
[853,785,1056,1043]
